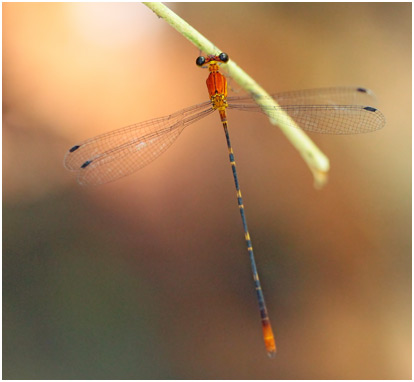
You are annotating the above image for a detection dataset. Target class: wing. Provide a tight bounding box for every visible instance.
[227,86,379,106]
[64,101,214,185]
[227,87,385,134]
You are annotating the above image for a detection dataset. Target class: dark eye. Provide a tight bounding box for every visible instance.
[196,56,206,66]
[219,52,229,63]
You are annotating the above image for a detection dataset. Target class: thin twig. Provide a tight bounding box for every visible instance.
[143,2,330,187]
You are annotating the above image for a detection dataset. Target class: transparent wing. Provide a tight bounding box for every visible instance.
[227,86,385,134]
[64,101,214,185]
[227,86,379,106]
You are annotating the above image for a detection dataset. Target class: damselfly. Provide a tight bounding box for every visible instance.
[64,53,385,357]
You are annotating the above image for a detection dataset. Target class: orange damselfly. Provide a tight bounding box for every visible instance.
[64,53,385,357]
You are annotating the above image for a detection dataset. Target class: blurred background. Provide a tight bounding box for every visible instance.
[3,3,411,379]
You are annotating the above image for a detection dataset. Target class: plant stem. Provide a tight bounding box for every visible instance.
[143,2,330,187]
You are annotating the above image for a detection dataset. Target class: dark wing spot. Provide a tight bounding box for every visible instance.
[81,160,92,168]
[69,145,81,152]
[357,87,368,93]
[363,106,377,112]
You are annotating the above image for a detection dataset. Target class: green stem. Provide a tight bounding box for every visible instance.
[143,2,330,187]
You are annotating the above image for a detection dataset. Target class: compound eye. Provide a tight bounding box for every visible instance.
[219,52,229,63]
[196,56,206,66]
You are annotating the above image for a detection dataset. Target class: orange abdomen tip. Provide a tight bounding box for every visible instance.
[262,320,277,358]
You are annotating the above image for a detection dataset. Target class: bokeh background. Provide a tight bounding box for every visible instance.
[3,2,411,379]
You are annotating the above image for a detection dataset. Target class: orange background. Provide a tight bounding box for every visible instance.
[3,3,411,379]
